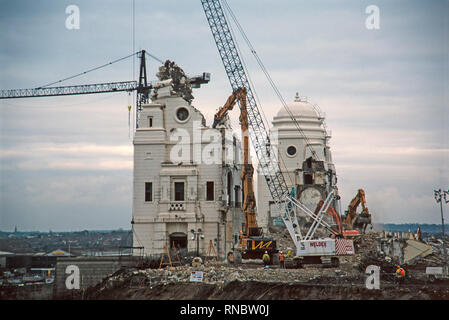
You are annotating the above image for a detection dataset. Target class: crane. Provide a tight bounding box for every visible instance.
[0,50,210,127]
[213,87,277,263]
[0,50,151,124]
[201,0,355,266]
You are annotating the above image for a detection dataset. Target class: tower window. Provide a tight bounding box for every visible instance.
[206,181,214,201]
[176,107,189,122]
[227,172,232,206]
[234,185,241,208]
[306,157,313,169]
[174,182,185,201]
[148,116,153,128]
[304,174,313,185]
[287,146,297,156]
[145,182,153,202]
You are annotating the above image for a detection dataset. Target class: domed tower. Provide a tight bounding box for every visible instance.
[257,93,339,231]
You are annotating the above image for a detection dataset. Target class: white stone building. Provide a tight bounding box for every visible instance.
[257,94,339,231]
[132,63,245,259]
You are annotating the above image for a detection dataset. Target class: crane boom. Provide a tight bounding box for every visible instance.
[0,81,139,99]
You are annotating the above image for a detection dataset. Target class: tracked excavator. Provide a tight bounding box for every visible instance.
[343,189,372,233]
[213,88,277,264]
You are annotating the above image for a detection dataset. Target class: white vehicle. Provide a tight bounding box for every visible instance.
[426,266,449,282]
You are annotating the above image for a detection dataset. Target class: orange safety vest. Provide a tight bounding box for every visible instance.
[279,253,285,262]
[396,268,405,277]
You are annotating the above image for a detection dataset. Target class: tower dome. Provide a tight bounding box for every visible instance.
[275,92,319,119]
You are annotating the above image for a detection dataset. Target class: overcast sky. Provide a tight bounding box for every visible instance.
[0,0,448,231]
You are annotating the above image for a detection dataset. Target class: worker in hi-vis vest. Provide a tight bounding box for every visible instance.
[279,251,285,269]
[262,251,270,266]
[396,265,405,284]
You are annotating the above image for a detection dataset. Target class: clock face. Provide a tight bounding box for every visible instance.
[299,187,322,212]
[176,107,189,121]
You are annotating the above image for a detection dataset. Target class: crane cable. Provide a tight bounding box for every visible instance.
[36,50,164,90]
[221,0,319,161]
[145,51,164,65]
[36,52,140,89]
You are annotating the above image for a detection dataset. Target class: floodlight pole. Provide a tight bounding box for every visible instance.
[434,189,449,273]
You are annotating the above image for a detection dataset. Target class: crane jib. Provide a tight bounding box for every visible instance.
[0,81,139,99]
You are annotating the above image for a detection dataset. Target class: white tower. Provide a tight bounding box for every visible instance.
[257,93,338,231]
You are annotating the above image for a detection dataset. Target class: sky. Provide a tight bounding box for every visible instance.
[0,0,448,231]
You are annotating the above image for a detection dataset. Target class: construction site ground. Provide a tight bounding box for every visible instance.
[76,232,449,300]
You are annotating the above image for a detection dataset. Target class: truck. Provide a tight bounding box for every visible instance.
[426,266,449,282]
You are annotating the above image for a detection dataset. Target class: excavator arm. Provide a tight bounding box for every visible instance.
[343,189,371,233]
[212,88,259,237]
[212,88,247,128]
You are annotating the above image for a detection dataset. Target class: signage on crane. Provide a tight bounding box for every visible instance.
[298,239,336,256]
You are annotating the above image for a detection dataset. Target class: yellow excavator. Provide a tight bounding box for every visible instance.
[213,88,277,264]
[343,189,372,233]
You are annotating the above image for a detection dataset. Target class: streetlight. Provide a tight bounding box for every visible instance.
[191,228,204,257]
[434,189,449,273]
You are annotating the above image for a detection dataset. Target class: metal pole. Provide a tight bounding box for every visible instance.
[440,199,447,273]
[196,233,199,257]
[435,189,448,274]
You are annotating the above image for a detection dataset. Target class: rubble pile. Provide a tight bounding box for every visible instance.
[156,60,194,103]
[75,231,449,300]
[405,238,449,270]
[83,261,449,300]
[91,264,358,290]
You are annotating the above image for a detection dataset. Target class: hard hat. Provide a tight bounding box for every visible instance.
[280,251,283,253]
[265,251,268,253]
[396,265,400,268]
